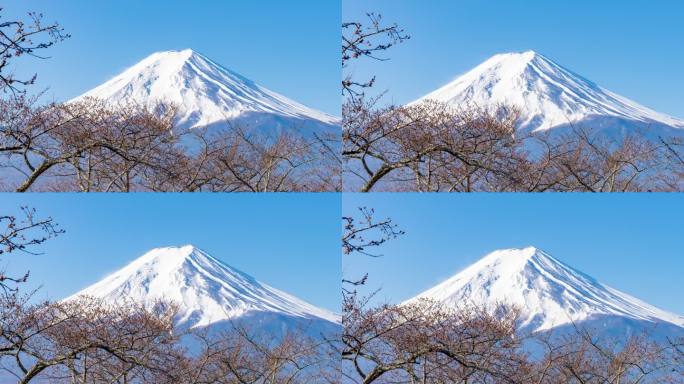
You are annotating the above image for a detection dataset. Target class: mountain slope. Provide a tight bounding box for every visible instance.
[72,49,338,131]
[407,247,684,334]
[65,245,339,331]
[412,51,684,135]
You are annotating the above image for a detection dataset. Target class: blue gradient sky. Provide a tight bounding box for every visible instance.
[0,194,340,312]
[343,193,684,314]
[2,1,339,115]
[343,0,684,118]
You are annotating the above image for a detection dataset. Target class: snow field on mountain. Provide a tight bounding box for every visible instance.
[407,247,684,333]
[72,49,338,130]
[413,51,684,134]
[65,245,339,330]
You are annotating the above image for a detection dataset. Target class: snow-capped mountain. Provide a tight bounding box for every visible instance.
[72,49,338,132]
[407,247,684,336]
[413,51,684,136]
[65,245,339,335]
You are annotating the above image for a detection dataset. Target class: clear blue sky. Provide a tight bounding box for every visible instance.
[343,193,684,315]
[343,0,684,118]
[0,193,340,312]
[3,0,340,116]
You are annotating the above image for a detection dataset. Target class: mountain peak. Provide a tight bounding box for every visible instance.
[66,246,338,328]
[128,244,216,271]
[149,244,202,256]
[483,245,543,259]
[150,48,196,57]
[472,246,555,276]
[168,48,197,55]
[407,247,684,332]
[142,49,211,64]
[490,49,538,61]
[123,49,202,74]
[474,50,548,73]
